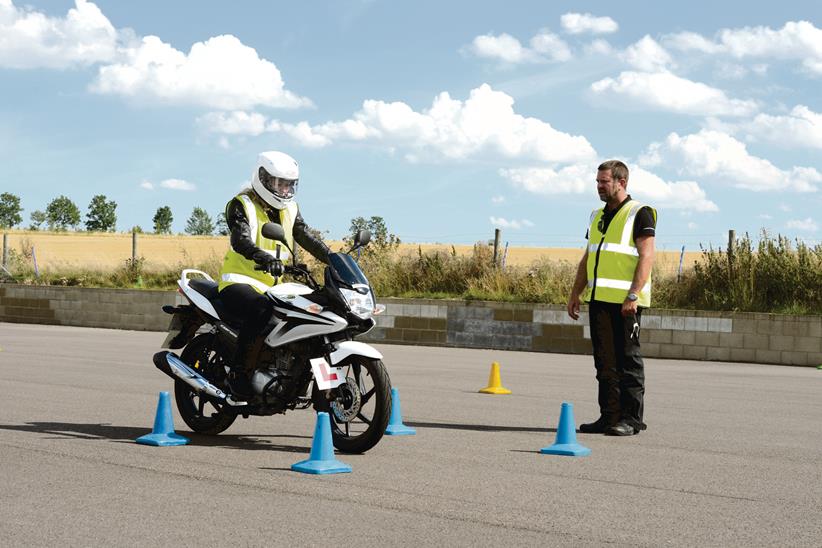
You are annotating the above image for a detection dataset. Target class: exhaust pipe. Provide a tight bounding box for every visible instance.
[153,351,245,405]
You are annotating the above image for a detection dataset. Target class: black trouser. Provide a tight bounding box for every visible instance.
[219,283,273,370]
[588,301,646,430]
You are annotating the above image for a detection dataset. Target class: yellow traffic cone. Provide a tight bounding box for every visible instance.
[479,362,512,395]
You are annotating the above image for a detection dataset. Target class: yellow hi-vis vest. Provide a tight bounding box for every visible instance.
[584,200,656,307]
[218,193,297,294]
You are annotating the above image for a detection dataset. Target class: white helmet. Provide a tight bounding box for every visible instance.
[251,151,299,210]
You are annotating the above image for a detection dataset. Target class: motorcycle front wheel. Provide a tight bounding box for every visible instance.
[174,334,237,435]
[315,357,391,454]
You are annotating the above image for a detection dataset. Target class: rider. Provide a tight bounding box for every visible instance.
[218,151,331,395]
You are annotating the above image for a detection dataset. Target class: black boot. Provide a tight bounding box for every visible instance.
[227,340,255,397]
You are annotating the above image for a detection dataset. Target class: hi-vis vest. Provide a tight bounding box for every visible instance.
[218,193,297,293]
[584,200,656,307]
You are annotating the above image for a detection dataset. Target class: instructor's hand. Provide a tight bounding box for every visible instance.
[567,293,581,320]
[621,299,638,317]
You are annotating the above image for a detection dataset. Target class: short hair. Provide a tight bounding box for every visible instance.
[598,160,629,183]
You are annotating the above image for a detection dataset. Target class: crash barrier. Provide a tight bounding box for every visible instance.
[0,283,820,367]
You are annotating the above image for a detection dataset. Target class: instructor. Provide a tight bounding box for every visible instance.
[567,160,656,436]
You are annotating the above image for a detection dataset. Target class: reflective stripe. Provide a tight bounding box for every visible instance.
[588,278,651,292]
[221,273,271,293]
[589,243,639,256]
[237,195,257,238]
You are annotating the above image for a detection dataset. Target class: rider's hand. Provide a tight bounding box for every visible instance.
[252,252,284,276]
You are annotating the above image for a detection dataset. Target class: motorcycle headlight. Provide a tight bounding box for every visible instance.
[340,286,376,319]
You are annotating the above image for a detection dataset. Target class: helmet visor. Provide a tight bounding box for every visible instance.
[260,168,298,199]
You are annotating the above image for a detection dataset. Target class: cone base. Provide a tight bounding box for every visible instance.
[479,386,512,394]
[385,424,416,435]
[540,442,591,456]
[136,432,189,446]
[291,458,352,475]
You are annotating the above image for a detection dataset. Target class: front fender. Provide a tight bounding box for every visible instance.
[329,341,383,365]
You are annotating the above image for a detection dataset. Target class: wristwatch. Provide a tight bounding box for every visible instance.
[627,292,638,302]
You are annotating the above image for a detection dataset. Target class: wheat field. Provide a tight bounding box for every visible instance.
[2,230,701,274]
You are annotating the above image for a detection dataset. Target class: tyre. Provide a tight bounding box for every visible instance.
[174,334,237,435]
[317,358,391,454]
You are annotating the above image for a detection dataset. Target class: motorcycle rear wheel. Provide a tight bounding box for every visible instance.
[174,334,237,435]
[316,357,391,454]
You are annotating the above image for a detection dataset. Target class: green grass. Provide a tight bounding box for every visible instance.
[3,231,821,315]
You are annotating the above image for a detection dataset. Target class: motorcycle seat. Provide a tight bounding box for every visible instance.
[188,279,244,327]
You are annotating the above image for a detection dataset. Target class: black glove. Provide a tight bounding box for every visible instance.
[252,251,284,276]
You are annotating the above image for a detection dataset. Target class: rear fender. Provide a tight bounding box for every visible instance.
[161,305,206,349]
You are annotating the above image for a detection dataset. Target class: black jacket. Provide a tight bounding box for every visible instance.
[226,195,331,265]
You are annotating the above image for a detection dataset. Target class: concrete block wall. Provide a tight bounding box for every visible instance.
[360,298,822,367]
[1,284,820,366]
[0,284,174,331]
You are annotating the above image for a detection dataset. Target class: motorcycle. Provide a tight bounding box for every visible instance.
[153,223,391,453]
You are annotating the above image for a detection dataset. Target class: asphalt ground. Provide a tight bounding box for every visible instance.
[1,322,821,547]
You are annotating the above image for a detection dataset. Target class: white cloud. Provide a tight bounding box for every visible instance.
[665,21,822,75]
[466,33,540,64]
[159,178,196,191]
[620,36,672,71]
[560,13,618,35]
[258,84,596,164]
[779,204,792,212]
[490,216,534,230]
[197,110,268,136]
[739,105,822,150]
[90,34,311,110]
[629,166,719,212]
[529,30,572,62]
[585,39,614,56]
[591,71,758,117]
[499,164,592,195]
[499,163,718,212]
[640,129,821,193]
[491,195,506,204]
[0,0,118,69]
[786,218,818,231]
[759,213,773,220]
[139,181,154,190]
[465,30,571,64]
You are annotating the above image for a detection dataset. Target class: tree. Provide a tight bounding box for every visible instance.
[29,210,46,231]
[45,195,81,231]
[0,192,23,228]
[345,216,401,254]
[153,206,173,234]
[85,194,117,232]
[185,207,214,235]
[215,212,229,236]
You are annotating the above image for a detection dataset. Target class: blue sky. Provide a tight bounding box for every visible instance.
[1,0,821,253]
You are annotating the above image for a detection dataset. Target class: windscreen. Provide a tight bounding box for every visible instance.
[328,252,369,287]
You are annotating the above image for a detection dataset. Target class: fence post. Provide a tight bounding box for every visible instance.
[132,230,138,262]
[2,233,7,268]
[501,241,509,268]
[677,245,685,282]
[492,228,501,266]
[728,229,735,277]
[32,246,39,278]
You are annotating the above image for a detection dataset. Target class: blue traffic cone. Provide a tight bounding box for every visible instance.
[291,412,352,475]
[385,387,416,436]
[136,391,189,446]
[540,402,591,457]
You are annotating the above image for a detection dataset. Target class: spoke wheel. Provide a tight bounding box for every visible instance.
[320,358,391,454]
[174,334,237,435]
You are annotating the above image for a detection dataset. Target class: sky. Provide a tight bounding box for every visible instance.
[1,0,821,253]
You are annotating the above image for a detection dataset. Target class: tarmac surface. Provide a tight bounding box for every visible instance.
[1,322,821,547]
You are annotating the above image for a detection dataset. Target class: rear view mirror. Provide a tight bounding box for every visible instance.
[261,222,286,243]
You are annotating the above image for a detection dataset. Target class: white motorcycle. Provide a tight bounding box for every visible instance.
[153,224,391,453]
